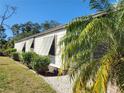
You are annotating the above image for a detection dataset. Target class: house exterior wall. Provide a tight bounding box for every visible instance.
[15,41,25,52]
[34,34,54,56]
[55,30,66,68]
[25,38,34,52]
[34,36,44,54]
[14,28,66,69]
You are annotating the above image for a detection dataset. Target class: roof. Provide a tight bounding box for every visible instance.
[15,25,65,43]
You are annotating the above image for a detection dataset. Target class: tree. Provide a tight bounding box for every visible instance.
[89,0,111,10]
[0,5,16,49]
[41,20,60,31]
[0,26,6,40]
[11,20,60,41]
[11,22,41,41]
[0,5,16,39]
[61,0,124,93]
[11,24,20,36]
[20,21,41,33]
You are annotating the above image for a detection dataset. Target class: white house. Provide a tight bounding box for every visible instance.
[14,25,66,70]
[14,11,108,70]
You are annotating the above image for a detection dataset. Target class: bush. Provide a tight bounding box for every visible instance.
[4,48,17,57]
[31,55,50,74]
[12,52,20,61]
[21,52,38,68]
[0,49,5,56]
[19,52,50,73]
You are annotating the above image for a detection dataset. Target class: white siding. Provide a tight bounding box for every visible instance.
[54,29,66,68]
[34,36,43,54]
[15,28,66,68]
[25,38,34,52]
[15,41,25,52]
[40,35,54,55]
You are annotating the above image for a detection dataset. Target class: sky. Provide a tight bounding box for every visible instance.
[0,0,97,37]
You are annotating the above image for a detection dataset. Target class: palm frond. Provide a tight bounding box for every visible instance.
[93,52,114,93]
[61,2,124,93]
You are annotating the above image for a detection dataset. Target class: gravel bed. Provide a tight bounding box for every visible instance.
[42,75,73,93]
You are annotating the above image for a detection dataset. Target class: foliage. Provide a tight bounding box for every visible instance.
[0,49,5,56]
[21,52,37,66]
[61,1,124,93]
[89,0,111,10]
[41,20,61,31]
[0,5,16,45]
[20,52,50,72]
[12,52,20,61]
[5,38,14,49]
[0,39,7,49]
[11,22,41,41]
[0,38,15,57]
[11,20,60,41]
[0,26,6,40]
[3,48,16,57]
[31,55,50,73]
[0,6,15,51]
[11,24,20,36]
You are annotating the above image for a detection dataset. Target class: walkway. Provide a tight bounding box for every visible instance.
[42,75,73,93]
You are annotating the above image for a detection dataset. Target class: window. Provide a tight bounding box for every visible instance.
[49,37,55,56]
[22,43,26,52]
[31,39,34,49]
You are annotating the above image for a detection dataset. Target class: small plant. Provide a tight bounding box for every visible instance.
[12,52,20,61]
[31,55,50,74]
[4,48,17,57]
[22,52,33,65]
[0,49,5,56]
[19,52,50,73]
[21,52,38,68]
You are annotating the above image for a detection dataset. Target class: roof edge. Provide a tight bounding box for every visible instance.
[15,25,65,43]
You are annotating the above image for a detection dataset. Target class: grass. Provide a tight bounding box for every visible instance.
[0,57,56,93]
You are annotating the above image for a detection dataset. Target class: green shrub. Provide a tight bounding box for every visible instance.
[20,52,50,72]
[4,48,17,57]
[31,55,50,73]
[0,49,5,56]
[12,52,20,61]
[21,52,38,67]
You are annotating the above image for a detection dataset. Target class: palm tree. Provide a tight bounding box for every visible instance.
[61,0,124,93]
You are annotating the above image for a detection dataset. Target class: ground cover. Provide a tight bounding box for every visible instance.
[0,57,56,93]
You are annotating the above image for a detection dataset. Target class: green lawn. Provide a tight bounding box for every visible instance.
[0,57,56,93]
